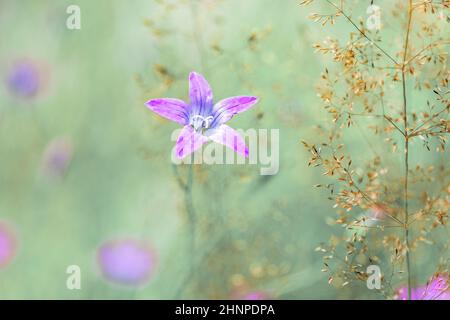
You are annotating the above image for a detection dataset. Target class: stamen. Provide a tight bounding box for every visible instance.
[190,115,214,130]
[203,116,214,128]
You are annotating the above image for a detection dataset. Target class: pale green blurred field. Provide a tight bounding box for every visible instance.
[0,0,447,299]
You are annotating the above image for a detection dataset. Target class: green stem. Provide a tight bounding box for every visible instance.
[185,163,196,263]
[172,163,197,298]
[402,0,413,301]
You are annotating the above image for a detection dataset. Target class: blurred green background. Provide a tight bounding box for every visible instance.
[0,0,447,299]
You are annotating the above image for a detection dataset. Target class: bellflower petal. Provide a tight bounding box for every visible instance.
[206,124,248,157]
[211,96,258,127]
[189,72,213,116]
[176,126,208,159]
[146,98,189,125]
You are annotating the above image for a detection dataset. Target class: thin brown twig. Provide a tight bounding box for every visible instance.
[402,0,414,301]
[405,41,450,65]
[344,112,406,136]
[342,167,404,225]
[325,0,399,66]
[409,105,449,136]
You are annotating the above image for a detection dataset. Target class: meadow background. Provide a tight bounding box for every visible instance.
[0,0,447,299]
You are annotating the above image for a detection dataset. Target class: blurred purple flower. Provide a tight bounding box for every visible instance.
[6,60,44,98]
[97,239,157,286]
[146,71,258,158]
[0,221,17,269]
[41,138,73,178]
[242,291,271,300]
[396,274,450,300]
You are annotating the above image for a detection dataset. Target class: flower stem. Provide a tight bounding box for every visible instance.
[172,163,197,298]
[185,163,196,261]
[402,0,413,301]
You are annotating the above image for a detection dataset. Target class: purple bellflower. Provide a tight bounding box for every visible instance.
[6,60,42,98]
[97,239,157,286]
[396,274,450,300]
[242,291,271,300]
[146,72,258,158]
[41,137,73,178]
[0,221,17,269]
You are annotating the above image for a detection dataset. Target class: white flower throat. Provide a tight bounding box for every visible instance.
[190,114,214,132]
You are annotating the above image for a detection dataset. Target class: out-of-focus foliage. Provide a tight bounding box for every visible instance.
[301,0,449,299]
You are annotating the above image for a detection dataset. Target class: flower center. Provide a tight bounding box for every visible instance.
[190,115,214,132]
